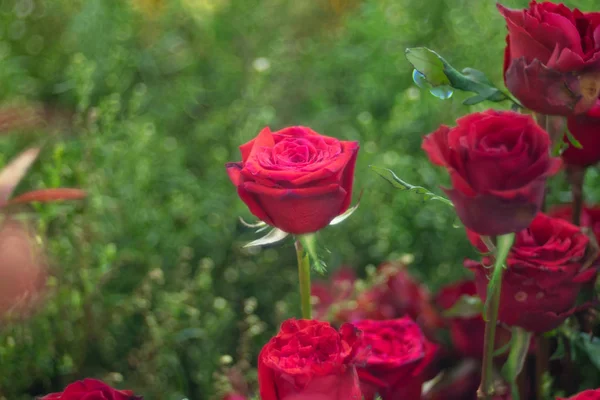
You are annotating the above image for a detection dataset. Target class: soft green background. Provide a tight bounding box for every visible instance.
[0,0,598,398]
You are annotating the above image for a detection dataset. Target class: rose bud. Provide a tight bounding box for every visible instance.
[558,389,600,400]
[258,319,362,400]
[354,317,437,400]
[37,378,141,399]
[466,213,597,334]
[226,126,359,234]
[436,280,511,359]
[562,113,600,167]
[422,110,561,236]
[498,2,600,116]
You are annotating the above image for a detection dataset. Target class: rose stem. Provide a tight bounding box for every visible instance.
[295,240,312,319]
[478,233,515,400]
[566,164,586,226]
[535,335,549,400]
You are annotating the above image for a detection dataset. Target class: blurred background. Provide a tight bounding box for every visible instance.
[0,0,598,398]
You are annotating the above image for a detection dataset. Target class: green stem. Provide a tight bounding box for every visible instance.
[478,233,515,400]
[295,240,312,319]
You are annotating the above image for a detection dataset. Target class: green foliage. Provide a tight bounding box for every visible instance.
[0,0,597,399]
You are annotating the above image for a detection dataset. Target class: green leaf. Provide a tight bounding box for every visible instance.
[297,233,327,274]
[405,47,450,86]
[405,47,510,106]
[501,327,533,400]
[575,333,600,371]
[550,337,566,361]
[442,295,483,318]
[565,128,583,149]
[370,165,454,208]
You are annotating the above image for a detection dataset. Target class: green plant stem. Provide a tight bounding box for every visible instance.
[295,240,312,319]
[478,233,515,400]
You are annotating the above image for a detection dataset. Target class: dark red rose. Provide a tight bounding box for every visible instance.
[311,267,357,322]
[422,110,561,236]
[436,280,511,359]
[258,319,362,400]
[38,379,140,400]
[558,389,600,399]
[226,126,359,234]
[354,317,437,400]
[562,113,600,166]
[358,263,443,338]
[499,2,600,115]
[466,213,597,333]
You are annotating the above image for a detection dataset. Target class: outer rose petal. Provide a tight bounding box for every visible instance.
[258,345,280,400]
[505,57,585,116]
[241,182,346,234]
[444,183,544,236]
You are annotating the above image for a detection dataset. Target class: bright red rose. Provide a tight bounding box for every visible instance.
[226,126,359,234]
[38,379,140,400]
[354,317,437,400]
[498,2,600,115]
[436,280,511,359]
[258,319,362,400]
[466,213,597,333]
[562,114,600,166]
[422,110,561,236]
[558,389,600,399]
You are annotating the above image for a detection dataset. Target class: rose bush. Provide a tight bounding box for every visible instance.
[258,319,363,400]
[226,126,359,234]
[466,213,597,333]
[498,1,600,115]
[38,379,140,400]
[353,317,437,400]
[422,110,561,235]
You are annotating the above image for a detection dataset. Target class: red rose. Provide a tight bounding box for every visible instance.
[558,389,600,399]
[436,280,511,359]
[466,213,597,333]
[498,2,600,115]
[258,319,362,400]
[562,114,600,166]
[38,379,140,400]
[226,126,359,234]
[354,317,437,400]
[422,110,561,236]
